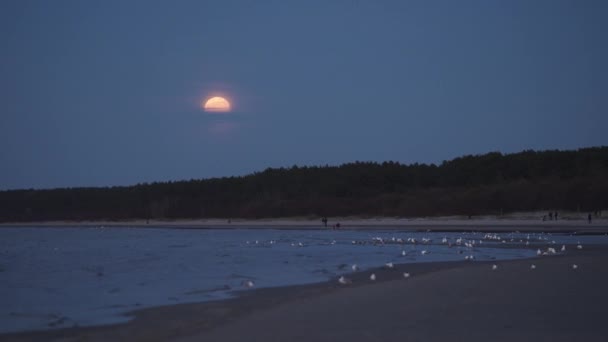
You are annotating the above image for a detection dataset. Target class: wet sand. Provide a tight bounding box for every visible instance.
[4,244,608,342]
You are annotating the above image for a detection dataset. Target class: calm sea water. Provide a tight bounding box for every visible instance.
[1,226,606,333]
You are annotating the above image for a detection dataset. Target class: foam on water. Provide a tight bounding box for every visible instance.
[1,226,606,333]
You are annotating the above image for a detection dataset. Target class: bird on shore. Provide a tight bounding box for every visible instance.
[385,262,395,269]
[403,272,410,278]
[572,264,578,270]
[338,276,352,285]
[537,249,542,256]
[352,264,359,272]
[561,245,566,252]
[401,250,406,257]
[530,264,536,270]
[421,250,429,255]
[577,244,583,250]
[243,280,255,288]
[492,264,498,270]
[370,273,376,281]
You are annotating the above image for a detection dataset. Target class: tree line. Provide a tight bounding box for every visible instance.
[1,147,607,222]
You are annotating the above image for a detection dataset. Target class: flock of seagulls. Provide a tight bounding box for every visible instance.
[332,233,585,287]
[244,232,586,289]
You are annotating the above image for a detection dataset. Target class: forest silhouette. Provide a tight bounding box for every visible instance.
[1,147,606,222]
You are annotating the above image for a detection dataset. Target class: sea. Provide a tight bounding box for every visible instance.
[1,226,606,333]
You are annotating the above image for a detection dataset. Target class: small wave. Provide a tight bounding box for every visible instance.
[184,284,231,296]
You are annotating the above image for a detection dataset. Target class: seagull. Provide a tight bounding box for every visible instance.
[530,264,536,270]
[370,273,376,281]
[403,272,410,278]
[243,280,255,288]
[338,276,352,285]
[572,264,578,270]
[577,244,583,250]
[492,264,498,271]
[537,249,542,256]
[401,250,406,257]
[352,264,359,272]
[561,245,566,252]
[385,262,395,269]
[421,250,429,255]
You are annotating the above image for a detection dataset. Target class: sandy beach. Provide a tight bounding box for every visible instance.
[4,242,608,342]
[2,213,608,233]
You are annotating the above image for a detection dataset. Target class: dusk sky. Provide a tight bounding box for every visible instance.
[1,0,607,190]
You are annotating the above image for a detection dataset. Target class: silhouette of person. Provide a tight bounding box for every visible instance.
[549,212,553,220]
[554,212,558,220]
[321,217,328,227]
[588,213,592,224]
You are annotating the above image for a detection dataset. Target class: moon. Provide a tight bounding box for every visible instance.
[203,96,231,112]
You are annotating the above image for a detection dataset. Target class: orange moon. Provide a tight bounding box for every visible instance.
[203,96,231,112]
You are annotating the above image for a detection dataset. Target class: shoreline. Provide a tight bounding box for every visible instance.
[2,215,608,234]
[4,244,608,341]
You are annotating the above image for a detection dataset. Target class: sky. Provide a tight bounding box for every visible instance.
[1,0,607,190]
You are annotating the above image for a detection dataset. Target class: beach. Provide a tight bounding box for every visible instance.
[4,241,608,342]
[2,213,607,233]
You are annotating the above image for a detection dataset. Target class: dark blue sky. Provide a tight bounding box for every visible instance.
[1,0,607,190]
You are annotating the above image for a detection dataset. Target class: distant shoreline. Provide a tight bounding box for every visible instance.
[2,214,607,233]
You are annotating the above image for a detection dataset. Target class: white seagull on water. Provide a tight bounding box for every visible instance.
[338,276,352,285]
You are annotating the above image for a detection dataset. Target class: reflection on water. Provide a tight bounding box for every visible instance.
[0,227,606,333]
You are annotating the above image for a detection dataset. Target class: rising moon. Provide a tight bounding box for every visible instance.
[203,96,231,112]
